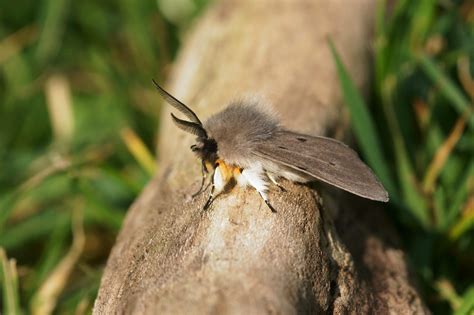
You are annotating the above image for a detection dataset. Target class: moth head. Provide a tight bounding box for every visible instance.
[153,80,218,165]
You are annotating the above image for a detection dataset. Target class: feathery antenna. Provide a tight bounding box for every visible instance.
[170,113,208,138]
[152,79,202,125]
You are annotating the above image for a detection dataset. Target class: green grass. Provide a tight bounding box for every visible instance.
[0,0,472,314]
[332,1,474,314]
[0,0,210,313]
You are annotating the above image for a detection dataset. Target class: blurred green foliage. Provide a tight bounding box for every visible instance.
[333,1,474,314]
[0,0,209,313]
[0,0,472,314]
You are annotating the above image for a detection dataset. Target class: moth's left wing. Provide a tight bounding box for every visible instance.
[253,130,389,202]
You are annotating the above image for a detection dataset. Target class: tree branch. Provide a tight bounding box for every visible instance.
[94,0,428,313]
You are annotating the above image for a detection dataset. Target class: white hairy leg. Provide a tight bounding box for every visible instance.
[241,164,276,212]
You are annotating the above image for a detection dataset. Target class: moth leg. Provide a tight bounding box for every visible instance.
[192,160,209,198]
[203,183,214,210]
[259,192,277,213]
[203,164,226,210]
[242,167,276,213]
[267,172,286,192]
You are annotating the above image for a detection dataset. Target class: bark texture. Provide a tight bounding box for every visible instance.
[94,0,428,313]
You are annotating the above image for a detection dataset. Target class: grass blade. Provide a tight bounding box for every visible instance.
[418,55,474,129]
[454,286,474,315]
[30,208,85,315]
[1,248,21,315]
[0,211,70,250]
[120,127,156,176]
[381,78,430,227]
[329,40,396,197]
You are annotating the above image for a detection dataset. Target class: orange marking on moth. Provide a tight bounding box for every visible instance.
[216,159,242,183]
[232,167,242,176]
[204,161,214,173]
[216,159,231,182]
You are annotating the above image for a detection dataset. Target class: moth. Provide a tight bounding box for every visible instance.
[153,80,389,212]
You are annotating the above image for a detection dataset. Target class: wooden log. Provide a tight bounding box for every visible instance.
[94,0,428,313]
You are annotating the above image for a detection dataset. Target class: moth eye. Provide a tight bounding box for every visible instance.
[296,137,307,142]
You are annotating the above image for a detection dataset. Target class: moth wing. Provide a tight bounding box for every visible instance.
[254,131,389,202]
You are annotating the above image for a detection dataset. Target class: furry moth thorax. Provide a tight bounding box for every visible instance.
[189,102,280,211]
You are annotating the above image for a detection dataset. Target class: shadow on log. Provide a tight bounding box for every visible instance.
[94,0,428,313]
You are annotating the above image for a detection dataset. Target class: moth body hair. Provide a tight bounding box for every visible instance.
[213,165,226,195]
[204,99,280,168]
[260,161,312,184]
[235,169,248,187]
[240,163,269,200]
[204,99,317,184]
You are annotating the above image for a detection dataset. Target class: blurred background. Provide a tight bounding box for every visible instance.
[0,0,472,314]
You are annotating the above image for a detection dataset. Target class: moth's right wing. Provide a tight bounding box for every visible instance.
[253,130,389,202]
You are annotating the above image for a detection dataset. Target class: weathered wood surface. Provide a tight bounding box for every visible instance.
[94,0,428,313]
